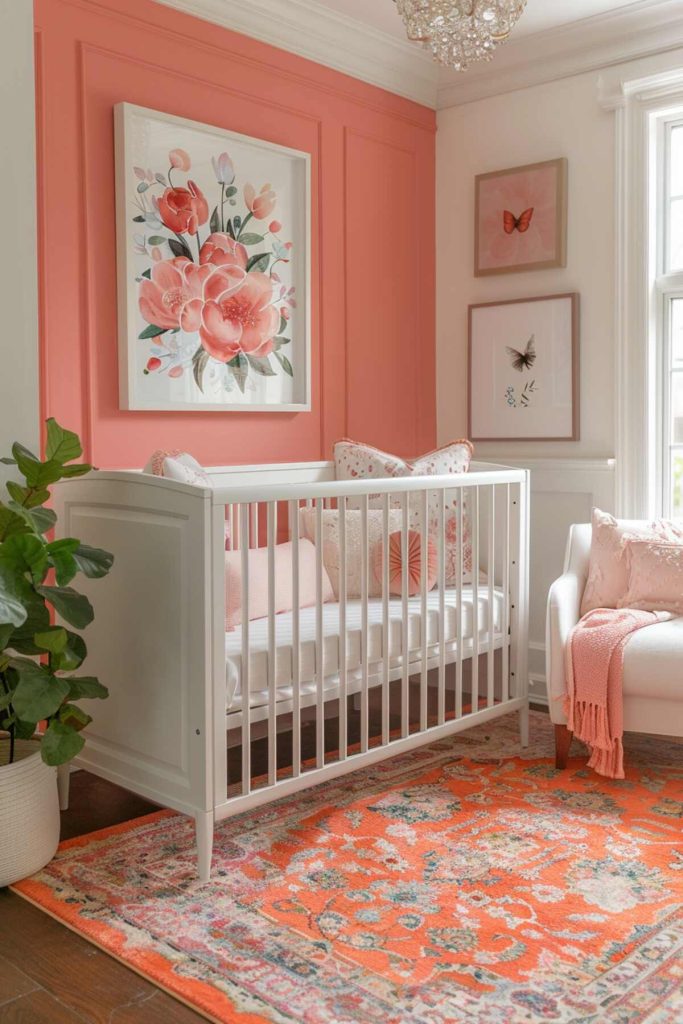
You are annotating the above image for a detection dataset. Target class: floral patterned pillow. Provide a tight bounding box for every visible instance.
[618,539,683,615]
[333,439,474,584]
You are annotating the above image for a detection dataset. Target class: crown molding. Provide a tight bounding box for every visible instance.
[437,0,683,108]
[152,0,438,108]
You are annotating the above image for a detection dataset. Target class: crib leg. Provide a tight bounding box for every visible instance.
[195,810,214,883]
[519,704,530,748]
[554,724,573,770]
[57,763,71,811]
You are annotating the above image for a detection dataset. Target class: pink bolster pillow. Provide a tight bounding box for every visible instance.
[225,539,334,630]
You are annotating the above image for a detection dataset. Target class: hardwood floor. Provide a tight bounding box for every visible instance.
[1,702,548,1022]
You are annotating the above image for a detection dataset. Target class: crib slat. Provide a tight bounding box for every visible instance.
[360,494,369,754]
[502,484,510,704]
[315,497,324,769]
[420,489,428,733]
[290,500,301,778]
[267,502,277,786]
[487,485,495,709]
[251,503,258,548]
[401,491,409,739]
[339,495,348,760]
[455,487,463,720]
[437,489,446,726]
[381,493,390,746]
[240,505,251,795]
[471,487,480,715]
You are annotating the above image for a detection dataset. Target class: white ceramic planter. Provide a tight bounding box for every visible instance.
[0,738,60,887]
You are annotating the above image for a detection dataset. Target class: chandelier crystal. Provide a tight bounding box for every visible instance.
[395,1,527,71]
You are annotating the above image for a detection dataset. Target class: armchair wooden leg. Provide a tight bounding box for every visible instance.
[555,724,573,769]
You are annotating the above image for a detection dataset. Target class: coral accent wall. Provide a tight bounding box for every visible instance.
[34,0,436,468]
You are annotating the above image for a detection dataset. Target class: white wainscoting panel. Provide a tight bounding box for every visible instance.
[487,458,615,704]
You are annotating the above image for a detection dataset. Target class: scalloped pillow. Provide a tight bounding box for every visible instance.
[581,508,683,614]
[373,529,438,597]
[618,539,683,614]
[333,438,474,584]
[144,449,213,487]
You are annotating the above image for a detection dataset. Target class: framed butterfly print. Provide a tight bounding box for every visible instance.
[474,158,567,276]
[468,293,580,442]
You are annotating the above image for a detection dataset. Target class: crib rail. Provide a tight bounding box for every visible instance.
[211,468,529,818]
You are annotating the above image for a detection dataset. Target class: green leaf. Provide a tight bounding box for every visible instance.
[247,355,276,377]
[138,323,167,340]
[24,505,57,535]
[23,488,51,509]
[227,353,248,393]
[11,659,69,721]
[59,464,91,479]
[141,268,151,279]
[246,253,270,274]
[192,347,210,394]
[34,626,68,654]
[41,720,85,765]
[14,719,36,740]
[278,314,289,336]
[136,181,149,193]
[5,585,49,646]
[46,538,79,586]
[209,206,220,234]
[238,233,265,246]
[168,237,192,260]
[37,586,94,629]
[72,544,113,579]
[58,703,92,731]
[11,442,64,490]
[0,504,31,541]
[225,186,237,198]
[273,336,291,351]
[133,215,145,223]
[274,351,294,377]
[0,621,14,649]
[147,235,167,246]
[52,631,87,672]
[65,675,108,701]
[45,418,83,465]
[0,534,48,584]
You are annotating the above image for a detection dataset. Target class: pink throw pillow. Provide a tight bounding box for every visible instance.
[618,539,683,614]
[581,508,683,614]
[373,530,437,596]
[334,438,474,584]
[225,539,334,630]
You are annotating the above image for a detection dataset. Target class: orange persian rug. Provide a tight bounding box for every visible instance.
[12,713,683,1024]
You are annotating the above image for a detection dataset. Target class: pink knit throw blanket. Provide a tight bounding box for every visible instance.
[565,608,671,779]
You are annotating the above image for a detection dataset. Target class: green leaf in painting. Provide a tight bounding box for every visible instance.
[247,355,276,377]
[210,206,220,234]
[168,237,193,260]
[192,348,210,393]
[225,186,237,198]
[138,324,167,340]
[41,720,85,766]
[228,353,249,393]
[45,418,83,464]
[147,235,167,247]
[37,585,94,629]
[133,215,145,223]
[273,336,291,352]
[141,268,151,279]
[246,253,270,274]
[274,351,294,377]
[238,233,265,246]
[136,181,149,193]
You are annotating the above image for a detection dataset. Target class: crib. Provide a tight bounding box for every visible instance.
[52,458,530,881]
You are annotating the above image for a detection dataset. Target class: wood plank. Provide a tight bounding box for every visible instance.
[110,991,205,1023]
[0,988,86,1023]
[0,956,39,1005]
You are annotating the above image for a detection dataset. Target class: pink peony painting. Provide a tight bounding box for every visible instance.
[115,104,310,411]
[474,158,567,277]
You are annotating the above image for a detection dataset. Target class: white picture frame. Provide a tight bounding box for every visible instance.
[468,293,580,442]
[115,103,311,412]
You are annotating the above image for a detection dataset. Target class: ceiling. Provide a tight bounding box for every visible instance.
[310,0,666,43]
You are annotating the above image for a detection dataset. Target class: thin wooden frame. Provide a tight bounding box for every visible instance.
[474,157,568,277]
[468,292,580,443]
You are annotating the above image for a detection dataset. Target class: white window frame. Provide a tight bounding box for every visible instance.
[601,68,683,518]
[654,118,683,516]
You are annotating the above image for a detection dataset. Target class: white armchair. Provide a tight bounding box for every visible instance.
[546,523,683,768]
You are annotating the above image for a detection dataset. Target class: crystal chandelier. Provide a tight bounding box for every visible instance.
[394,1,527,71]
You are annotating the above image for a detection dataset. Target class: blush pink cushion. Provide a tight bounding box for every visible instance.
[225,539,334,630]
[298,507,403,599]
[373,530,438,596]
[334,438,474,584]
[581,508,683,614]
[618,540,683,614]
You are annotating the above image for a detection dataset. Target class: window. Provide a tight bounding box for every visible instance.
[654,118,683,517]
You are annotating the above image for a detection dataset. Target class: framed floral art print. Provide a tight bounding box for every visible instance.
[474,158,567,277]
[115,103,311,411]
[468,293,580,442]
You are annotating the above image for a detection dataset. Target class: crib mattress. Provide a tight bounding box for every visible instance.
[225,585,506,711]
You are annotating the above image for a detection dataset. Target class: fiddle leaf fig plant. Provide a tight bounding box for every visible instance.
[0,419,113,766]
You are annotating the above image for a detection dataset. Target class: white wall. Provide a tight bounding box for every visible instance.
[436,70,619,699]
[0,0,39,476]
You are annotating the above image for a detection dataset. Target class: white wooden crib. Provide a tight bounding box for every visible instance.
[53,459,529,881]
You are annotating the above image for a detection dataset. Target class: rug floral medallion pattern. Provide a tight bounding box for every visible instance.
[13,713,683,1024]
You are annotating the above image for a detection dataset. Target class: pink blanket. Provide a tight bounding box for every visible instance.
[565,608,671,779]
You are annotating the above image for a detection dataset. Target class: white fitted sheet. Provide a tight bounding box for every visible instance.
[225,585,505,710]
